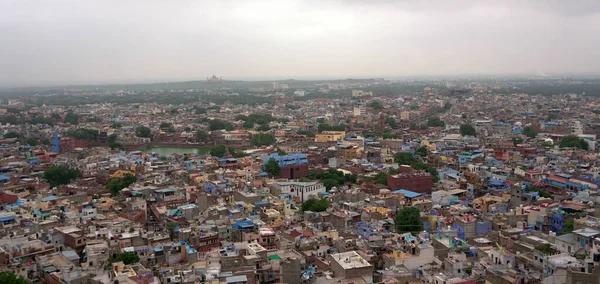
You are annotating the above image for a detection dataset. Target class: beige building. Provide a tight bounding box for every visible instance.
[328,251,373,280]
[352,89,373,97]
[400,111,410,120]
[315,131,345,143]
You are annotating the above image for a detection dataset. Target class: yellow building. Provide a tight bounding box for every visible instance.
[400,111,410,120]
[111,170,134,179]
[315,131,346,143]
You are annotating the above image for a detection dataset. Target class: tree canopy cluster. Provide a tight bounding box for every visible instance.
[559,135,589,150]
[524,185,551,198]
[394,152,439,182]
[43,165,81,188]
[135,126,152,138]
[63,111,79,124]
[265,157,281,177]
[301,198,329,212]
[523,126,537,138]
[107,134,122,150]
[460,123,477,136]
[427,116,445,127]
[0,271,28,284]
[395,207,424,234]
[236,113,279,129]
[317,123,345,132]
[207,119,234,131]
[108,252,140,265]
[297,130,315,137]
[385,117,398,129]
[251,133,276,147]
[106,173,137,196]
[209,145,246,158]
[196,130,209,141]
[369,101,383,109]
[308,169,357,190]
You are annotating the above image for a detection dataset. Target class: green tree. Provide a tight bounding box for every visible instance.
[166,222,178,234]
[460,123,477,136]
[106,174,137,196]
[297,130,315,137]
[0,271,28,284]
[210,145,227,157]
[208,119,234,131]
[374,172,388,185]
[251,133,276,147]
[427,116,445,127]
[196,130,208,141]
[159,122,172,129]
[108,252,140,265]
[443,103,452,111]
[512,137,523,146]
[65,128,99,141]
[110,122,122,128]
[4,131,20,138]
[318,123,345,132]
[64,111,79,124]
[416,146,428,157]
[525,185,551,198]
[135,126,152,138]
[562,219,574,234]
[43,165,81,188]
[559,135,589,150]
[395,207,423,234]
[523,126,537,138]
[410,105,419,110]
[277,148,287,156]
[369,101,383,109]
[385,117,398,129]
[322,179,340,190]
[301,198,329,212]
[265,158,281,177]
[394,152,418,165]
[24,138,38,146]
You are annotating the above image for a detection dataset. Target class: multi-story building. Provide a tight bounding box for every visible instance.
[351,90,373,98]
[270,181,325,202]
[263,153,309,179]
[328,251,373,280]
[315,131,345,143]
[387,165,434,194]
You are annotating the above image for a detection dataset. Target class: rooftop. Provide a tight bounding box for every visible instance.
[331,251,371,270]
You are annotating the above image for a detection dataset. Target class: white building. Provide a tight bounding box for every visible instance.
[271,181,325,202]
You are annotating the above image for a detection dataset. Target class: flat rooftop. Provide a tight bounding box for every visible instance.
[331,251,371,270]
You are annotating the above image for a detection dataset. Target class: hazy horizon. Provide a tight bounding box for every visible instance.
[2,0,600,87]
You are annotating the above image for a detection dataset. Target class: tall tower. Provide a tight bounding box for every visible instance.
[51,133,60,153]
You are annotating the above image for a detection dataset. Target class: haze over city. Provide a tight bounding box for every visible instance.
[1,0,600,87]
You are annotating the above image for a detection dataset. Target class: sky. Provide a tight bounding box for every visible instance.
[1,0,599,87]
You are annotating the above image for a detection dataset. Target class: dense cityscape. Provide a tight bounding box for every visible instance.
[0,76,599,283]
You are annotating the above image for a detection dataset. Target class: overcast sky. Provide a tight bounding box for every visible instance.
[1,0,599,86]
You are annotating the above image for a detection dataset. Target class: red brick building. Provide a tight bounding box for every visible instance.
[387,165,433,194]
[279,164,309,179]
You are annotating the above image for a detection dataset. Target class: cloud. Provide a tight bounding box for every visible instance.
[0,0,599,87]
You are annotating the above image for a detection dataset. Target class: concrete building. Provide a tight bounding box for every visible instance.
[387,165,434,194]
[328,251,373,280]
[270,181,325,202]
[352,90,373,97]
[315,131,346,143]
[263,153,309,179]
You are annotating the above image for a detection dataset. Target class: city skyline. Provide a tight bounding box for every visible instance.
[1,0,600,87]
